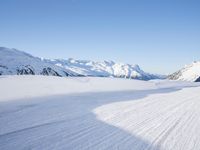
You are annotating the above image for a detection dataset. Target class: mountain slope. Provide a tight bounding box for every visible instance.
[0,47,76,76]
[168,61,200,82]
[45,58,159,80]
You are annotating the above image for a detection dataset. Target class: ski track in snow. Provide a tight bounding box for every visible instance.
[0,76,200,150]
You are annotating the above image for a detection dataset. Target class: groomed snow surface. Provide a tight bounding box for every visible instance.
[0,76,200,150]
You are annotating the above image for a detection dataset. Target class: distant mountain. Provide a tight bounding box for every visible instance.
[45,59,160,80]
[0,47,161,80]
[168,61,200,82]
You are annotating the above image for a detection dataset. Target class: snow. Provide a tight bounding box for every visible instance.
[0,47,76,76]
[168,61,200,82]
[178,61,200,81]
[0,76,156,102]
[0,76,200,150]
[44,59,159,80]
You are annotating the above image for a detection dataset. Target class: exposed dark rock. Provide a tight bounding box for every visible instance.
[17,65,35,75]
[0,65,8,69]
[63,71,70,76]
[168,70,182,80]
[41,67,61,77]
[195,77,200,82]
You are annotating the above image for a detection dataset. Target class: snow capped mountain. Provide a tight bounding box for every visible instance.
[168,61,200,82]
[0,47,76,76]
[0,47,160,80]
[45,58,159,80]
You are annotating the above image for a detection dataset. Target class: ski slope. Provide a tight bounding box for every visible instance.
[0,76,200,150]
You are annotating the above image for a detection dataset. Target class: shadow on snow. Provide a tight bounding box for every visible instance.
[0,87,184,150]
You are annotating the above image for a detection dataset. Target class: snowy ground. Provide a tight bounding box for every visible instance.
[0,76,200,150]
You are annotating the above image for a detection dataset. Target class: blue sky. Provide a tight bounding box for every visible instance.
[0,0,200,74]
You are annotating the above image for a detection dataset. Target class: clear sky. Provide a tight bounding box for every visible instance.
[0,0,200,74]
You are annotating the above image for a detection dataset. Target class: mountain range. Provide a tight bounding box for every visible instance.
[0,47,160,80]
[1,47,199,82]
